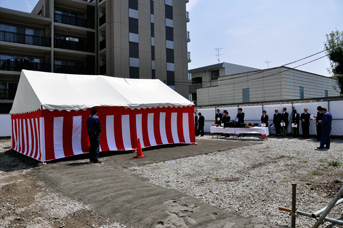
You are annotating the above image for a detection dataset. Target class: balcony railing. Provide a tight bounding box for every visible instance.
[99,39,106,50]
[187,51,191,62]
[0,60,51,72]
[54,65,91,74]
[99,14,106,26]
[55,14,93,29]
[186,11,190,22]
[187,31,190,41]
[55,38,94,52]
[0,31,51,47]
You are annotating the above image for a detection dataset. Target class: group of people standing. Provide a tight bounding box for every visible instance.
[207,106,333,149]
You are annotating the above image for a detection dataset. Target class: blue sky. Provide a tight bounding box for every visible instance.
[1,0,342,76]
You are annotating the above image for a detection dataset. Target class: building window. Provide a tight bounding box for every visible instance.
[211,70,219,80]
[152,69,155,79]
[166,27,173,41]
[129,18,139,34]
[129,0,138,10]
[242,88,250,103]
[150,0,154,14]
[325,90,328,97]
[167,71,175,86]
[0,54,45,72]
[165,5,173,19]
[0,82,17,100]
[166,48,174,63]
[129,42,139,58]
[130,67,139,78]
[151,23,154,37]
[299,86,304,99]
[151,46,155,60]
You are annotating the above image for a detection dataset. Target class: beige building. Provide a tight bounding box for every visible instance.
[0,0,190,113]
[189,62,259,104]
[194,66,339,106]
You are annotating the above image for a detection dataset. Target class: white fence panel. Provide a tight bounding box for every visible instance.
[197,99,343,136]
[0,114,11,137]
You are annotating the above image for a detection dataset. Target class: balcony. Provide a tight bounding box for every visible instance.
[0,31,50,47]
[186,0,189,2]
[99,39,106,50]
[187,31,190,42]
[54,65,91,74]
[0,60,51,72]
[99,14,106,26]
[186,11,190,22]
[55,37,94,52]
[187,51,191,62]
[55,14,92,29]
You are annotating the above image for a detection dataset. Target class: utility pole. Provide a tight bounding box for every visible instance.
[215,48,224,63]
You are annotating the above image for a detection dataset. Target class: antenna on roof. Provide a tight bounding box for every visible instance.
[215,48,224,63]
[265,61,272,68]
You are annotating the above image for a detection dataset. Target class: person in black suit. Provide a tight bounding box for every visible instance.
[291,109,300,137]
[273,108,282,136]
[222,110,231,127]
[215,109,223,125]
[236,108,245,123]
[261,110,268,127]
[281,107,289,137]
[198,112,205,136]
[301,108,311,138]
[315,106,324,141]
[87,108,102,163]
[194,111,198,136]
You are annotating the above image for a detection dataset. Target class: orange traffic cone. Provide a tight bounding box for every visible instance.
[134,138,146,158]
[262,134,267,140]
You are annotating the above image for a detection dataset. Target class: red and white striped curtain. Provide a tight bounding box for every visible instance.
[12,106,195,162]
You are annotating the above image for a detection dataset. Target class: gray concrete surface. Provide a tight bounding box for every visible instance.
[32,139,275,228]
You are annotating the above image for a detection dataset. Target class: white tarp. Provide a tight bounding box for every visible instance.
[10,70,193,114]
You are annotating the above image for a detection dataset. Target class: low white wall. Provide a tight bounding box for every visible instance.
[197,100,343,136]
[0,114,11,137]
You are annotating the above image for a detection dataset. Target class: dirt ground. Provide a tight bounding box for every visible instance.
[1,136,342,228]
[1,137,275,228]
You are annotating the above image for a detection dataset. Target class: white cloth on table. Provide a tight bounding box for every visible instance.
[210,126,269,136]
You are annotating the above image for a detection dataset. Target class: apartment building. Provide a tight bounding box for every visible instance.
[0,0,190,113]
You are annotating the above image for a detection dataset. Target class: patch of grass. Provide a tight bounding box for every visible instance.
[284,163,295,168]
[303,160,308,163]
[318,158,325,163]
[328,160,341,167]
[213,178,220,182]
[297,153,300,156]
[258,150,265,153]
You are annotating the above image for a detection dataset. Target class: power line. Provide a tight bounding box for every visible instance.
[174,52,329,86]
[283,50,326,66]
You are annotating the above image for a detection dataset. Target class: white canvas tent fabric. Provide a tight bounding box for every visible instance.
[11,70,195,162]
[10,70,193,114]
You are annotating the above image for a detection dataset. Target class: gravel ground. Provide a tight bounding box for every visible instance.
[0,138,126,228]
[131,136,343,228]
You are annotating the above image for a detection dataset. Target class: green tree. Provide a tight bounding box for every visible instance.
[325,30,343,95]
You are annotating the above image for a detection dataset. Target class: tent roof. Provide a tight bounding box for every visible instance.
[10,70,193,114]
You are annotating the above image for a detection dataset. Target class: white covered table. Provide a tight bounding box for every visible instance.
[210,126,269,136]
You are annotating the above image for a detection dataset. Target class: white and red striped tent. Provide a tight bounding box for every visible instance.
[10,70,195,162]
